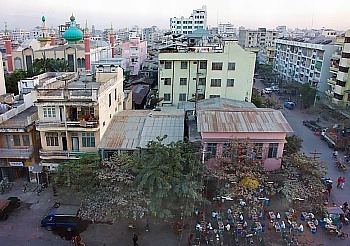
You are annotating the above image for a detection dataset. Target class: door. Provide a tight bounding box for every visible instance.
[62,137,67,151]
[72,137,79,151]
[59,107,65,121]
[5,135,12,149]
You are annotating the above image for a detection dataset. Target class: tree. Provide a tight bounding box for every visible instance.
[281,154,327,214]
[79,153,150,221]
[251,88,262,108]
[298,83,316,108]
[54,153,101,192]
[133,136,206,218]
[284,135,303,155]
[207,138,271,212]
[4,70,27,94]
[51,59,69,72]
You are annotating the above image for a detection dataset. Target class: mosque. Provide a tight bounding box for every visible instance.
[4,14,115,73]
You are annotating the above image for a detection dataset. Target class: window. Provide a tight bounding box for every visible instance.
[210,79,221,87]
[109,93,111,107]
[210,95,220,98]
[181,61,188,69]
[22,135,30,146]
[46,132,59,146]
[198,78,206,85]
[43,106,56,118]
[227,79,235,87]
[212,62,223,70]
[114,89,117,100]
[164,61,172,69]
[268,143,279,158]
[200,61,207,69]
[253,143,263,159]
[164,78,171,85]
[207,143,217,158]
[164,94,171,101]
[179,93,187,101]
[82,132,95,147]
[180,78,187,85]
[228,62,236,70]
[13,135,20,146]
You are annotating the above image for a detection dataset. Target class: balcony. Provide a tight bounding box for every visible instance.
[334,84,345,95]
[327,77,336,85]
[39,149,91,159]
[36,89,98,102]
[36,120,99,131]
[0,146,34,158]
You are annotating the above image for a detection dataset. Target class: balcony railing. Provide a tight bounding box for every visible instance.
[0,146,34,158]
[39,150,88,158]
[36,120,99,129]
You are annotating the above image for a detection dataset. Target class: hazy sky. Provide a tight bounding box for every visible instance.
[1,0,349,31]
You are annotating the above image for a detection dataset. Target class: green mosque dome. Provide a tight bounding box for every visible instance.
[63,14,83,43]
[42,16,46,22]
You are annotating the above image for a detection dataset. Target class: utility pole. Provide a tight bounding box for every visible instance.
[309,150,321,160]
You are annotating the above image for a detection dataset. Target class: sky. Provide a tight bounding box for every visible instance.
[1,0,349,31]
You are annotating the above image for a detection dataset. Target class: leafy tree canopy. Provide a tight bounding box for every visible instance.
[298,83,316,108]
[284,135,303,156]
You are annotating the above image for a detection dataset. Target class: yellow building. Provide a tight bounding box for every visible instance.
[35,68,124,170]
[326,30,350,106]
[158,40,256,106]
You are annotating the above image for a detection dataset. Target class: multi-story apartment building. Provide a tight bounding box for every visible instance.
[170,5,207,35]
[239,28,279,65]
[238,28,278,49]
[273,36,337,93]
[158,40,256,107]
[218,22,237,38]
[326,30,350,106]
[121,35,147,76]
[34,68,124,170]
[0,52,40,182]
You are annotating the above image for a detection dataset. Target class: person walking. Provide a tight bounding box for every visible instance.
[340,177,346,189]
[133,233,139,246]
[337,176,342,188]
[326,183,332,195]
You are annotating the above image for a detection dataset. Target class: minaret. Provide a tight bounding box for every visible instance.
[0,52,6,95]
[4,22,13,73]
[50,25,56,46]
[84,20,91,71]
[37,15,51,47]
[109,23,115,58]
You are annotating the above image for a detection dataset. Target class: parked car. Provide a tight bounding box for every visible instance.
[263,88,272,94]
[41,203,81,231]
[270,85,280,91]
[284,101,295,110]
[0,197,21,220]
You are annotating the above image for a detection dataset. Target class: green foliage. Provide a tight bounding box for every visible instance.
[298,83,316,108]
[4,70,27,94]
[133,136,206,218]
[284,135,303,155]
[54,153,100,192]
[251,88,262,108]
[79,152,150,221]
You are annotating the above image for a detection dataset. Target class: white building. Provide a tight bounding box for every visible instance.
[158,40,256,107]
[170,5,207,35]
[273,36,337,93]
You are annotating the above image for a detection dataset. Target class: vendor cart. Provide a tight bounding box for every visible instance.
[325,206,345,223]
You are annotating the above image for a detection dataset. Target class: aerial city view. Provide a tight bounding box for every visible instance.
[0,1,350,245]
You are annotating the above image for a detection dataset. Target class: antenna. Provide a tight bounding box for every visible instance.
[311,12,314,30]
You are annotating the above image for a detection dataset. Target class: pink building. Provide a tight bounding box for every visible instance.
[191,98,293,170]
[121,36,147,76]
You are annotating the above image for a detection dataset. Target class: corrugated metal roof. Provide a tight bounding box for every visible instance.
[99,108,185,150]
[197,108,293,133]
[98,110,150,150]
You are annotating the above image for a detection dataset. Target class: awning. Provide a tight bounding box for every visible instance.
[32,165,43,174]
